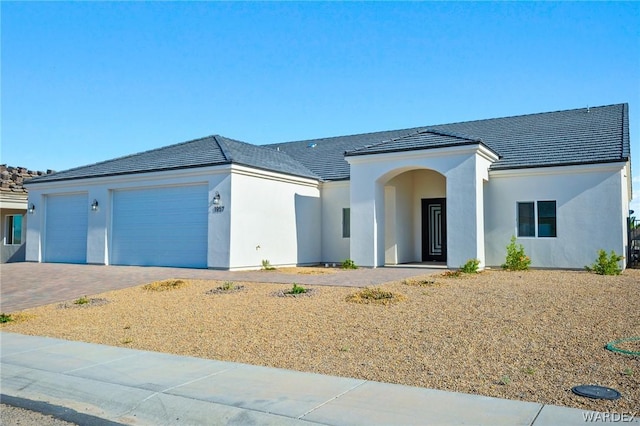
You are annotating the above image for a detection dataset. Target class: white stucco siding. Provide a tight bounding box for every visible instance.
[484,163,628,269]
[228,167,321,269]
[320,181,351,263]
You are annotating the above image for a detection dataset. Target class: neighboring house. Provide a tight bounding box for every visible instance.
[0,165,53,263]
[24,104,632,270]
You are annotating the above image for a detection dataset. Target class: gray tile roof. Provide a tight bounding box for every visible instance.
[274,103,629,179]
[27,135,319,184]
[426,103,630,171]
[27,103,629,185]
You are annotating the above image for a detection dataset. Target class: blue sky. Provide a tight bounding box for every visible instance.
[2,2,639,209]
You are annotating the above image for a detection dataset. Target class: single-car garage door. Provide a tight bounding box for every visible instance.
[111,185,208,268]
[45,193,89,263]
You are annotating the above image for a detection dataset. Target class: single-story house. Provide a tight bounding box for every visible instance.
[1,165,53,263]
[24,103,632,270]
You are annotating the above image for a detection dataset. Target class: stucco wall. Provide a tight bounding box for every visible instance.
[484,163,628,269]
[228,169,321,269]
[320,181,350,263]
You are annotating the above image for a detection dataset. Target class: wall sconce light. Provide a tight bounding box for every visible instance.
[28,203,36,214]
[91,199,99,211]
[212,192,221,205]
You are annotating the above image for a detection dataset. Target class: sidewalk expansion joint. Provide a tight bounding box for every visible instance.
[0,341,66,358]
[529,404,545,425]
[63,353,142,374]
[297,380,368,420]
[118,366,239,417]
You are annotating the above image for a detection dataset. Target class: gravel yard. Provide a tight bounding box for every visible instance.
[2,268,638,412]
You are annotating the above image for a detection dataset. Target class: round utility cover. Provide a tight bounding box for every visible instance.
[572,385,621,400]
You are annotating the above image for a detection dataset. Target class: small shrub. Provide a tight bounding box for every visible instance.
[585,249,623,275]
[345,287,406,305]
[286,283,307,294]
[220,281,236,291]
[442,270,461,278]
[143,279,188,291]
[206,282,245,295]
[262,259,276,270]
[502,236,531,271]
[460,259,480,274]
[0,313,13,324]
[342,259,358,269]
[74,296,90,305]
[404,278,437,287]
[499,375,511,385]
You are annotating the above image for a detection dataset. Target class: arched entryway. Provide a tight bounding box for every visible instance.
[382,168,447,265]
[345,142,498,269]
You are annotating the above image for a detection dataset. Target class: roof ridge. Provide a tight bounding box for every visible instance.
[346,128,483,155]
[212,135,234,162]
[621,103,630,160]
[428,103,626,129]
[421,128,483,143]
[270,126,428,147]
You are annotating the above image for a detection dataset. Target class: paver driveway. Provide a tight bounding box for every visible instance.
[0,262,438,312]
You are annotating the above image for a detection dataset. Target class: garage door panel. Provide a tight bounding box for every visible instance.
[111,186,208,268]
[45,194,88,263]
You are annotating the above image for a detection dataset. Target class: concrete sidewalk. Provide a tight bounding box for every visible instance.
[1,333,605,425]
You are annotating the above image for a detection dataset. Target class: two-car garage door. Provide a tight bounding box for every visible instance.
[111,185,208,268]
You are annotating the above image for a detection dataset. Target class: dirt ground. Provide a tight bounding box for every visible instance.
[2,268,639,412]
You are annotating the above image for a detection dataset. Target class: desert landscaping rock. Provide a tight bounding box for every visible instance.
[205,285,246,295]
[2,269,638,413]
[56,298,109,309]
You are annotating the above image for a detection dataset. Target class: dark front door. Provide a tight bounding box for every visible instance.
[422,198,447,262]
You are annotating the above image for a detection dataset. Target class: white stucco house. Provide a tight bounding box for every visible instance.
[24,103,633,270]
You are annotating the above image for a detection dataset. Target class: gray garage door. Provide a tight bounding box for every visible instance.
[111,185,208,268]
[44,193,88,263]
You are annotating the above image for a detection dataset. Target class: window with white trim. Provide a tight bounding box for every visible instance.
[5,214,23,245]
[517,201,556,238]
[342,208,350,238]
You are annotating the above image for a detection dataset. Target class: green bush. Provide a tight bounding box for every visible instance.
[0,313,13,324]
[501,236,531,271]
[460,259,480,274]
[74,296,90,305]
[342,259,358,269]
[286,283,307,294]
[220,281,236,291]
[261,259,276,270]
[585,249,623,275]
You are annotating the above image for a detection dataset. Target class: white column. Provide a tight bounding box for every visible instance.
[208,174,232,269]
[86,188,109,264]
[350,171,385,267]
[445,155,487,268]
[25,192,42,262]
